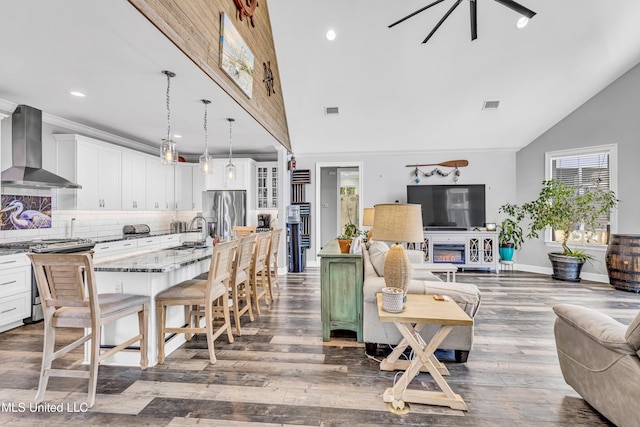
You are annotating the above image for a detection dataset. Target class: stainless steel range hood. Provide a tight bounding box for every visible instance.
[1,105,81,189]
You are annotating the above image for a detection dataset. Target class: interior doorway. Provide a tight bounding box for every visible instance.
[315,162,363,260]
[338,168,360,232]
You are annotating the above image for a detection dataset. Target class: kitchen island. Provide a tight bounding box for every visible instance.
[93,246,213,367]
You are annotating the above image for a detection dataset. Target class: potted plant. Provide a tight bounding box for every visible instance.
[337,222,360,253]
[497,217,524,262]
[500,180,617,282]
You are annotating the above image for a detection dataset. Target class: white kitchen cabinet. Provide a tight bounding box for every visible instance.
[160,234,181,248]
[145,159,180,211]
[121,151,147,210]
[256,162,278,209]
[165,164,175,210]
[145,160,166,210]
[192,166,205,211]
[93,235,180,261]
[92,239,138,261]
[55,134,122,210]
[54,133,255,214]
[175,163,194,211]
[136,236,161,251]
[0,253,31,333]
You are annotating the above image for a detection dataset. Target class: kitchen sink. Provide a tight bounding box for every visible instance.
[172,242,208,250]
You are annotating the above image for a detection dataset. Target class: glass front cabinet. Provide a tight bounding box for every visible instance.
[257,162,278,209]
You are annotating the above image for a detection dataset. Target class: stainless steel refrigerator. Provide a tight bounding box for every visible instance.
[202,190,247,242]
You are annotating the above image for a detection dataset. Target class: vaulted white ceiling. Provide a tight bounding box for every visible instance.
[269,0,640,155]
[1,1,640,161]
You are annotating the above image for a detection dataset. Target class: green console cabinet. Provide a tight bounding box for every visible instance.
[318,240,363,342]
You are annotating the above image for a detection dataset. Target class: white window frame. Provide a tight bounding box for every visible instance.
[544,144,618,251]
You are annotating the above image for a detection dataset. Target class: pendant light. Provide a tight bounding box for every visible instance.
[160,70,177,165]
[199,99,213,174]
[225,118,236,181]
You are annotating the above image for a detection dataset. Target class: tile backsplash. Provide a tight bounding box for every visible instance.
[0,210,198,243]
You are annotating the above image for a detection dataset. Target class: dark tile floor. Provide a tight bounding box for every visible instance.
[1,268,638,426]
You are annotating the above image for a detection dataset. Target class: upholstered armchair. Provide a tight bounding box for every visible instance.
[554,304,640,427]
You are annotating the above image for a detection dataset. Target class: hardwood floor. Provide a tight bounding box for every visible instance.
[1,268,638,426]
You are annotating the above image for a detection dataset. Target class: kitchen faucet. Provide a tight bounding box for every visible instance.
[188,215,208,244]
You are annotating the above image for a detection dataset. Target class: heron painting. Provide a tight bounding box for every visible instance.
[0,195,52,230]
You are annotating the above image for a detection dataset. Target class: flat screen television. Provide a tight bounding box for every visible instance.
[407,184,486,230]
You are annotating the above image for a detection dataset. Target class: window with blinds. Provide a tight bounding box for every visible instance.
[551,153,610,189]
[546,145,617,245]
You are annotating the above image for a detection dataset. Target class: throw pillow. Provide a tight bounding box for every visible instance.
[368,240,388,277]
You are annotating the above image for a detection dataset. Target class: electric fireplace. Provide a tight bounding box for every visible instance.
[433,243,466,264]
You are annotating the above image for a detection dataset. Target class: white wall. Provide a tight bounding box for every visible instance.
[297,149,517,263]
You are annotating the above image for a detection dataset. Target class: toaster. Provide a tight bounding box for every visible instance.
[122,224,151,235]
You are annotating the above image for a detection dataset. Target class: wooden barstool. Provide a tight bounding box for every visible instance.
[233,225,256,237]
[27,252,149,408]
[156,240,237,364]
[229,234,257,335]
[266,228,283,302]
[250,230,272,315]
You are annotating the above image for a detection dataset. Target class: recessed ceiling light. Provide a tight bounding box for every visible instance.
[516,16,529,29]
[69,91,85,97]
[173,134,182,139]
[326,29,336,41]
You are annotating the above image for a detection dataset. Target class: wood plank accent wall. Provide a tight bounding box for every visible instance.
[128,0,291,152]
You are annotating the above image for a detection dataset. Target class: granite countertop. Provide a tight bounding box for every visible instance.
[0,231,181,257]
[94,230,188,244]
[0,248,29,256]
[94,246,213,273]
[0,231,189,256]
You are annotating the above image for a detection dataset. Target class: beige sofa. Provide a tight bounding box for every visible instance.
[363,241,481,362]
[554,304,640,427]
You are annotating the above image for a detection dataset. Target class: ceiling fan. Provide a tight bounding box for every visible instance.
[388,0,536,44]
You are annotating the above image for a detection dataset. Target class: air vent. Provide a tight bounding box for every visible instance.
[483,100,500,110]
[325,106,339,116]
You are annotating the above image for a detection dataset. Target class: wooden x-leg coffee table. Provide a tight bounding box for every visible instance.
[377,293,473,411]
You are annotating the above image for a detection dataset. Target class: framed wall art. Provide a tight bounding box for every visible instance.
[220,12,255,98]
[0,194,52,230]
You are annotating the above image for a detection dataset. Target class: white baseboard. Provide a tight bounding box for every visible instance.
[516,263,609,283]
[515,263,552,275]
[280,261,319,275]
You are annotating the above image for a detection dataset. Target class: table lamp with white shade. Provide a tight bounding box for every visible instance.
[369,203,424,294]
[363,207,375,240]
